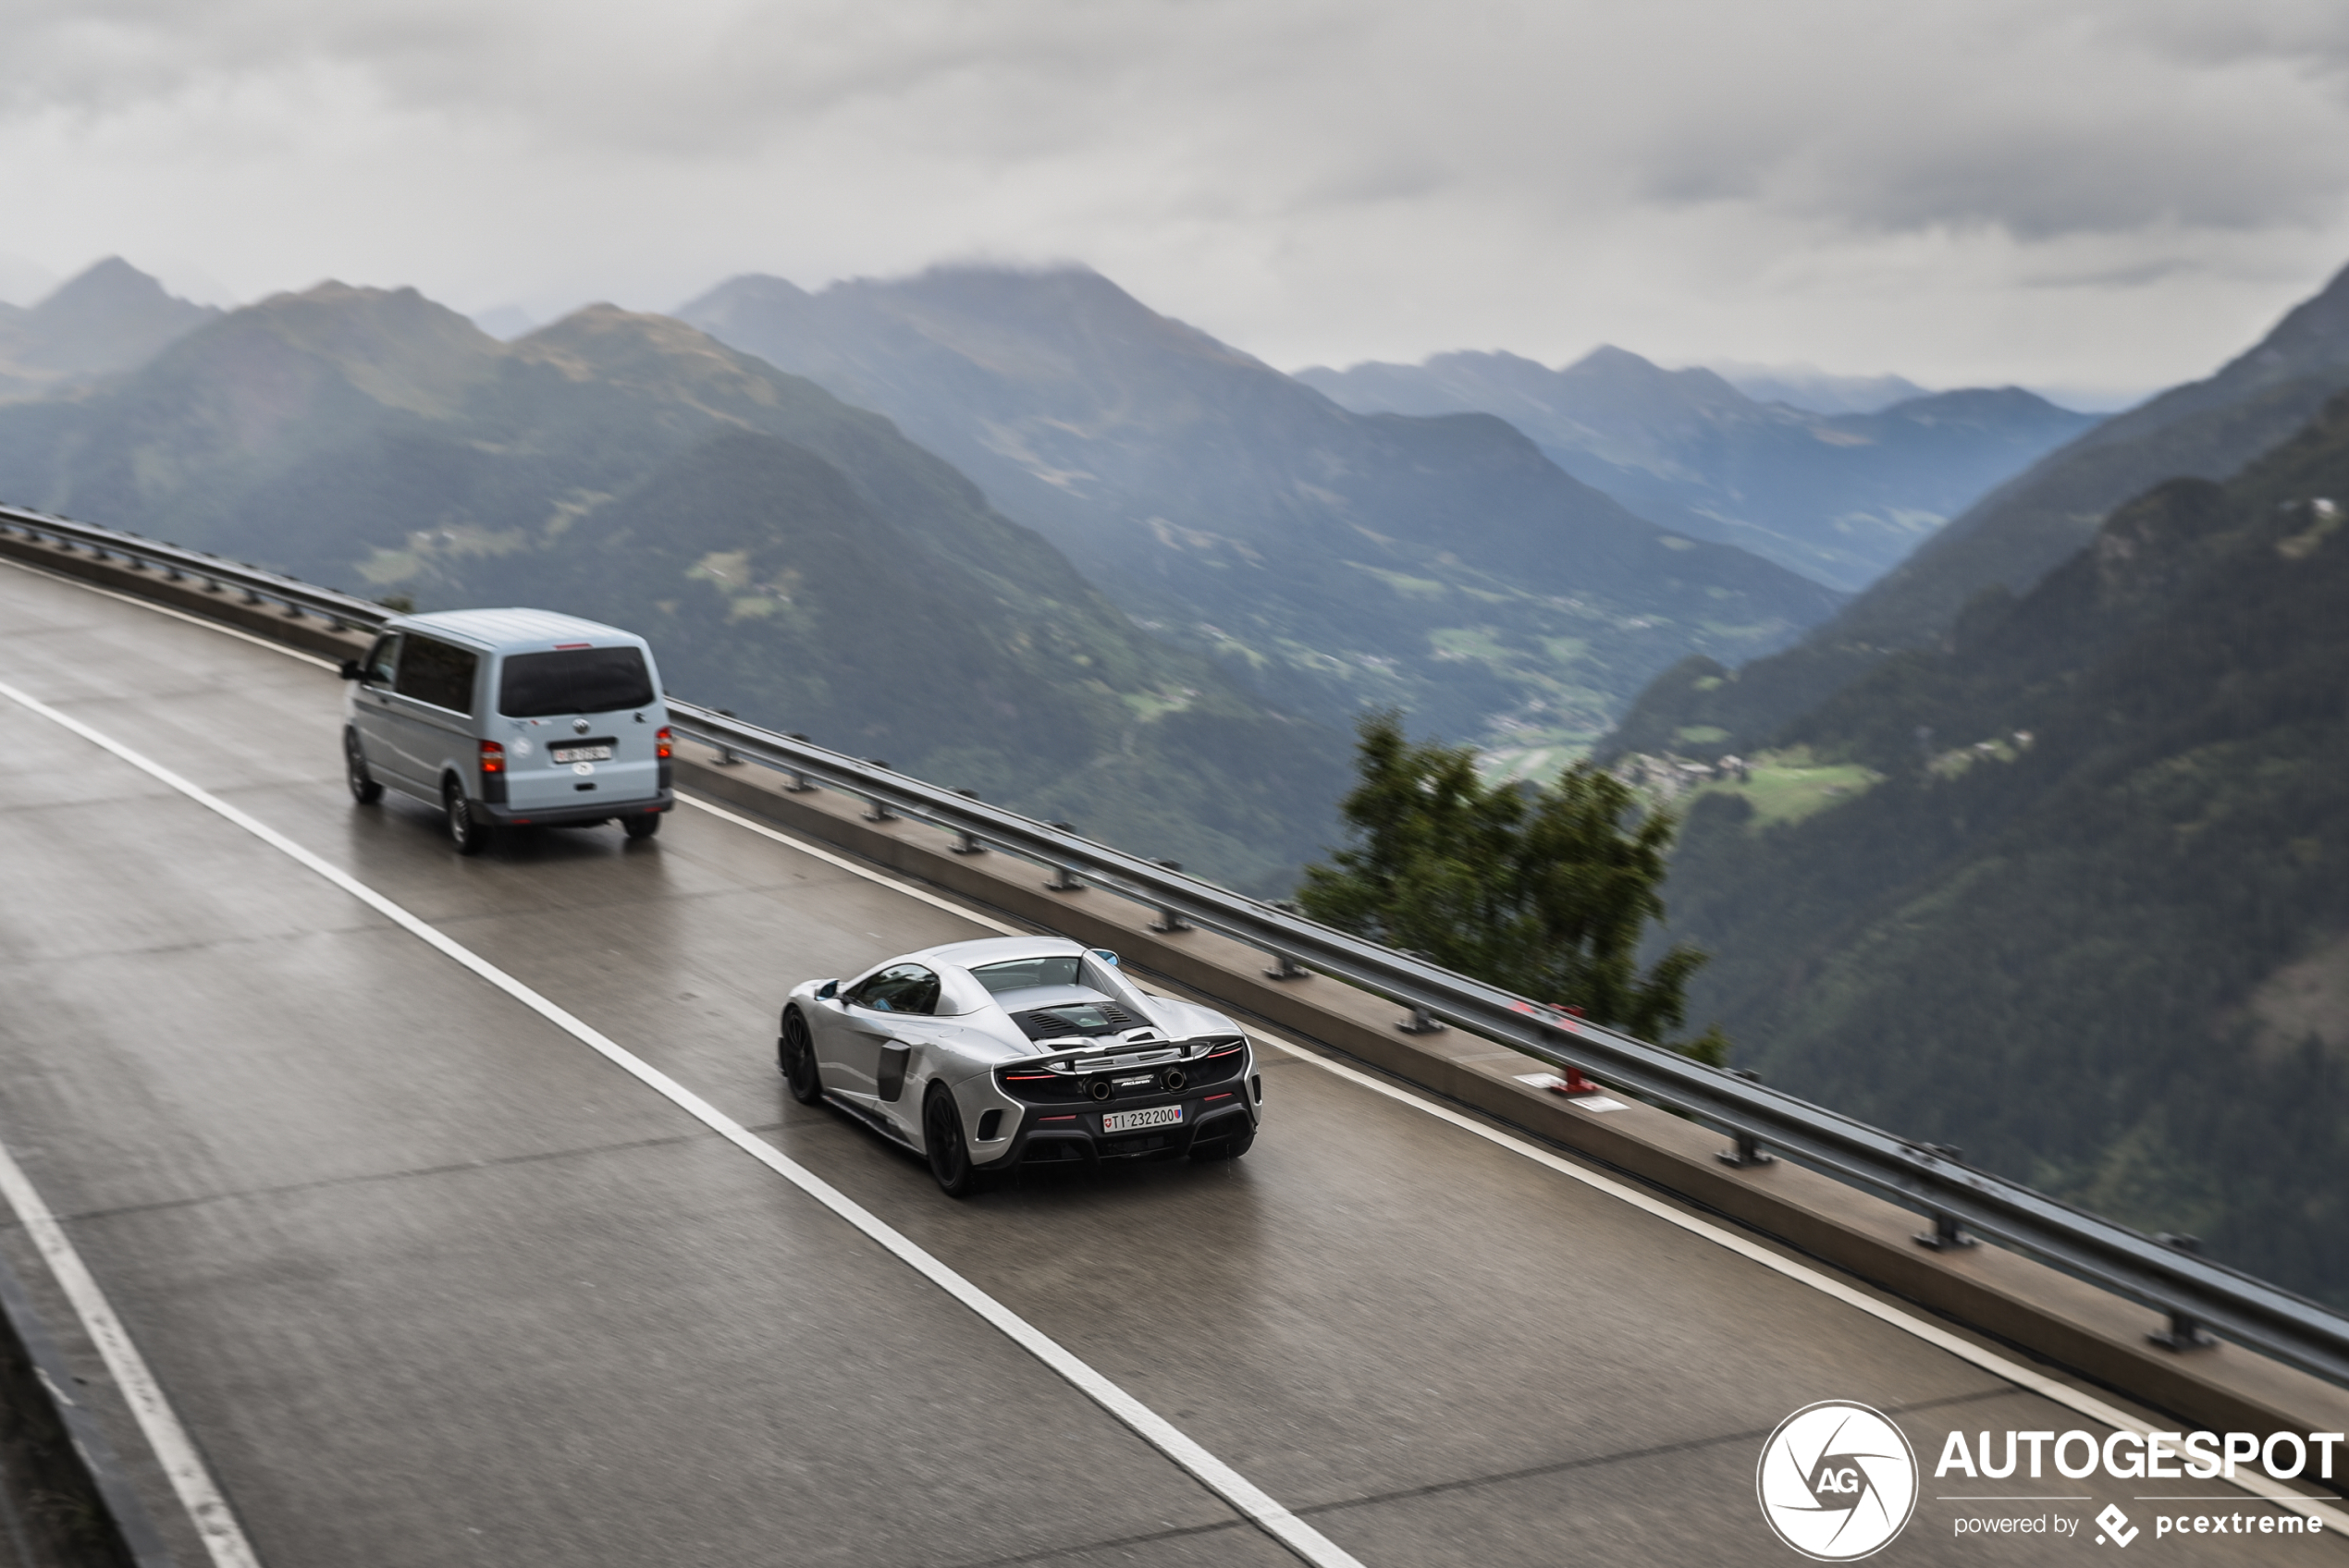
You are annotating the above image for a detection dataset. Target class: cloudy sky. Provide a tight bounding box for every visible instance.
[6,0,2349,402]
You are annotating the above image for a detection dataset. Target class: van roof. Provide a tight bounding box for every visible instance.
[389,607,644,653]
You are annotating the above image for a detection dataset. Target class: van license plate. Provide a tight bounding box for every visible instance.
[552,745,612,763]
[1101,1105,1182,1133]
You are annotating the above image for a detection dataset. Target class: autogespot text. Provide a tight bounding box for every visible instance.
[1935,1427,2343,1484]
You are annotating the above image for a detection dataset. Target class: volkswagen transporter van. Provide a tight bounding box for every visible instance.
[340,609,673,853]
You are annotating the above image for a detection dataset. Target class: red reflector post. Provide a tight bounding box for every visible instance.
[655,726,672,760]
[479,740,505,775]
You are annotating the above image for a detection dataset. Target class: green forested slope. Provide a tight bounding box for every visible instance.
[1658,392,2349,1303]
[0,284,1345,887]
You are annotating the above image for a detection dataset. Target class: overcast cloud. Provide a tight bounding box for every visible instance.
[5,0,2348,398]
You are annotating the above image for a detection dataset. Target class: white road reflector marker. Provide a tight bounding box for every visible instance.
[1510,1073,1628,1110]
[0,677,1369,1568]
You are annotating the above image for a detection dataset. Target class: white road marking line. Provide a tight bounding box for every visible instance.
[1252,1031,2348,1532]
[0,1140,263,1568]
[676,796,1026,937]
[0,679,1367,1568]
[0,554,339,670]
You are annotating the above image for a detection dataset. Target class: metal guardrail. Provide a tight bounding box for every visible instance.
[9,500,2349,1391]
[0,503,380,632]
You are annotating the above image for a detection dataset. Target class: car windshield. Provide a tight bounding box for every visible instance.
[968,956,1084,995]
[499,646,655,717]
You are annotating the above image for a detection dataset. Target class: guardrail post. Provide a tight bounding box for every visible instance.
[2149,1234,2219,1351]
[1043,824,1083,891]
[1910,1145,1977,1249]
[949,790,987,853]
[781,735,816,792]
[862,760,895,821]
[713,710,742,766]
[1148,861,1190,932]
[1393,952,1447,1032]
[1260,901,1310,978]
[1716,1068,1776,1167]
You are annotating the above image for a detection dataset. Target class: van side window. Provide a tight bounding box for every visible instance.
[393,636,479,715]
[361,633,401,686]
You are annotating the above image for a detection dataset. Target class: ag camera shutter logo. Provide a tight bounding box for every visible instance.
[1757,1402,1919,1560]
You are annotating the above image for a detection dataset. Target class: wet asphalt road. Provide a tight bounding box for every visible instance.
[0,557,2333,1567]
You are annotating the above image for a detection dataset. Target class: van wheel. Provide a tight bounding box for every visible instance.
[344,731,383,805]
[444,778,490,856]
[622,813,661,841]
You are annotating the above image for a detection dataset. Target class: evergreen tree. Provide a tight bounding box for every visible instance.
[1300,712,1726,1061]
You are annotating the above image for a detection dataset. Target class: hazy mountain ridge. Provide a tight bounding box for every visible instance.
[1650,389,2349,1303]
[0,258,217,401]
[677,266,1842,757]
[0,281,1347,887]
[1611,257,2349,757]
[1296,348,2098,593]
[1707,363,1929,415]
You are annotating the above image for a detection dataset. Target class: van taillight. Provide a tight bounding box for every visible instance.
[656,727,672,760]
[479,740,505,775]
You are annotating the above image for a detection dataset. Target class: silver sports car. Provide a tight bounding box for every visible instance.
[778,936,1261,1194]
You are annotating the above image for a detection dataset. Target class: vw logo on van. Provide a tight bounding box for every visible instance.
[573,717,591,733]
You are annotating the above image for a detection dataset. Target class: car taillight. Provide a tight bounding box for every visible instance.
[479,740,505,775]
[655,726,672,759]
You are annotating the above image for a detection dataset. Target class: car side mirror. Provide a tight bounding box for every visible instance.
[339,658,363,681]
[816,979,838,1000]
[1090,949,1121,967]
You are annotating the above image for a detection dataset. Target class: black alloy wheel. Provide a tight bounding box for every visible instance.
[344,731,383,804]
[622,812,661,841]
[444,778,488,856]
[780,1008,823,1105]
[1190,1121,1256,1162]
[924,1084,980,1198]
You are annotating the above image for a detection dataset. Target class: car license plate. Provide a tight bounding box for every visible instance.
[1101,1104,1182,1133]
[552,745,612,763]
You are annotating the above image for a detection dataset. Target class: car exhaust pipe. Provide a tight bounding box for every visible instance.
[1088,1078,1113,1101]
[1162,1067,1187,1092]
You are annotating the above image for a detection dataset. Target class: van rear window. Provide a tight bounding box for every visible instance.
[498,647,656,717]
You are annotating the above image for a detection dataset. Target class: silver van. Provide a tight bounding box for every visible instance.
[339,608,674,854]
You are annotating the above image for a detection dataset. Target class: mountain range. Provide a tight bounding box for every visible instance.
[676,267,1843,755]
[0,257,218,401]
[1649,386,2349,1305]
[1612,258,2349,758]
[1705,363,1929,416]
[1296,349,2097,594]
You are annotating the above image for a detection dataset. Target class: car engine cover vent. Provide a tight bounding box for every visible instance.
[1012,1001,1141,1041]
